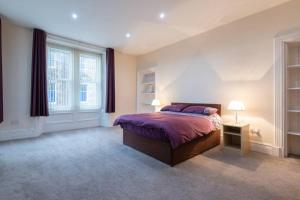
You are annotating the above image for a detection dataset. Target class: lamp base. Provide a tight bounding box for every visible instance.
[234,111,243,124]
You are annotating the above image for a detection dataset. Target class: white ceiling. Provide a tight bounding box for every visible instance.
[0,0,291,55]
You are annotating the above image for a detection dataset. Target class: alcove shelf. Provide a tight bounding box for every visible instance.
[288,131,300,136]
[285,42,300,157]
[287,65,300,68]
[137,68,157,113]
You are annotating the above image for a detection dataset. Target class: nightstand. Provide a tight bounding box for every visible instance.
[222,122,250,155]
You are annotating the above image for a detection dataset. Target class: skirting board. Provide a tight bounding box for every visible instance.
[0,128,42,141]
[0,119,101,142]
[250,141,281,157]
[220,134,281,156]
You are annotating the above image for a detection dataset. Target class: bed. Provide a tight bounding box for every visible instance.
[114,103,222,166]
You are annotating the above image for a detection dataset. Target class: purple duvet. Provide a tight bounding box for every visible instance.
[113,112,216,149]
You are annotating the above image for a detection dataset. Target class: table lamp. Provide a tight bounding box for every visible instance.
[228,100,245,124]
[151,99,161,107]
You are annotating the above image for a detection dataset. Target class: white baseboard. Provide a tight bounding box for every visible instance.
[0,118,101,142]
[0,128,42,141]
[250,141,281,156]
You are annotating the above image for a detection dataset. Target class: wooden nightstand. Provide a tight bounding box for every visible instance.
[222,122,250,155]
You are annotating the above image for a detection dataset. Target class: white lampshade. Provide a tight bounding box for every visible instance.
[151,99,161,106]
[228,100,245,111]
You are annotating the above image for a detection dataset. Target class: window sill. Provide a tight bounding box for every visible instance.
[49,111,73,115]
[77,109,101,113]
[49,109,101,115]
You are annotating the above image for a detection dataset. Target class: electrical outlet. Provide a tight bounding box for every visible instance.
[251,128,261,136]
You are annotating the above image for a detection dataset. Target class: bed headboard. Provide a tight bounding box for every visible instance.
[171,102,222,116]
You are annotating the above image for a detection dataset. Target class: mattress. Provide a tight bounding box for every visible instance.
[114,112,221,149]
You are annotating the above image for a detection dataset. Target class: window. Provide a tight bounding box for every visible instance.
[80,85,87,102]
[79,53,101,110]
[47,45,73,112]
[48,83,56,103]
[47,43,102,113]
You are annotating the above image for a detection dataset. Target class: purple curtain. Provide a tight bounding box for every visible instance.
[105,48,115,113]
[0,18,3,122]
[30,28,49,117]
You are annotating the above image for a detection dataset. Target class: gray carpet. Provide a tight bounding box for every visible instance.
[0,127,299,200]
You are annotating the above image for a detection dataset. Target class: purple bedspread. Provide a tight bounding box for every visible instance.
[113,112,215,149]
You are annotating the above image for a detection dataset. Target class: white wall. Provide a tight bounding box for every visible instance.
[137,0,300,154]
[0,18,137,141]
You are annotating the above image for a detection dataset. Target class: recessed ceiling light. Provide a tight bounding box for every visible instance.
[71,13,78,19]
[126,33,131,38]
[159,12,165,19]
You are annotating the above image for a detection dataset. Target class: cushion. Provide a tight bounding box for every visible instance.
[182,105,218,115]
[160,104,188,112]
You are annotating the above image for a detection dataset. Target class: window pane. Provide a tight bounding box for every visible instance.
[47,45,73,112]
[80,84,87,102]
[48,83,56,103]
[79,53,101,110]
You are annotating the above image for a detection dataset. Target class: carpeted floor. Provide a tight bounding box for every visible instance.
[0,127,299,200]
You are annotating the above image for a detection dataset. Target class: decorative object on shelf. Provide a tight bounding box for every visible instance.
[143,84,155,93]
[142,72,155,83]
[228,100,245,124]
[151,99,161,107]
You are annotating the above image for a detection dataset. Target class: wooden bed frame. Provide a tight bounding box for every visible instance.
[123,103,222,166]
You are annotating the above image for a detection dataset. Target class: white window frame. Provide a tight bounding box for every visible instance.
[47,34,106,114]
[78,51,102,110]
[47,43,74,113]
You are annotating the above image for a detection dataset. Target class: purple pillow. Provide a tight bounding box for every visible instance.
[182,106,218,115]
[160,104,188,112]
